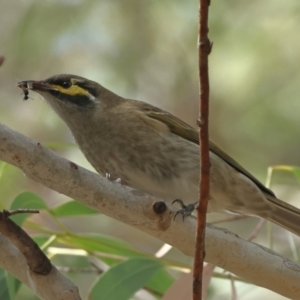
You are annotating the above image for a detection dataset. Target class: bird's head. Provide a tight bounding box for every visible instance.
[17,74,120,120]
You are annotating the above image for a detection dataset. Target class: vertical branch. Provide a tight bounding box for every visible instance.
[193,0,211,299]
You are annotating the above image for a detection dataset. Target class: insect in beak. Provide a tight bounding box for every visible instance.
[17,82,29,101]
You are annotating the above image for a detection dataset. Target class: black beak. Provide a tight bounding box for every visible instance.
[17,80,54,92]
[17,80,57,101]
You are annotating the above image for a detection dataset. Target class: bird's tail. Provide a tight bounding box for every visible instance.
[262,195,300,236]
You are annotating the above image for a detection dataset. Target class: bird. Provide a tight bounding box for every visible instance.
[18,74,300,236]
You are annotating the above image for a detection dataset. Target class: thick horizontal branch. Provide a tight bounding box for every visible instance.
[0,122,300,298]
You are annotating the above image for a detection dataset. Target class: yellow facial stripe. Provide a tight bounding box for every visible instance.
[52,84,90,97]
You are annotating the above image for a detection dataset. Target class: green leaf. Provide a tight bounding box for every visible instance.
[32,235,55,248]
[58,233,141,259]
[290,167,300,182]
[0,161,8,182]
[57,233,173,295]
[0,269,10,300]
[4,270,22,300]
[271,165,300,183]
[50,200,98,217]
[89,258,163,300]
[146,267,173,294]
[10,191,48,225]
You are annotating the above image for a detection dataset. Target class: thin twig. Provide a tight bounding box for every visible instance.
[229,274,238,300]
[57,266,103,274]
[3,209,39,217]
[194,0,212,299]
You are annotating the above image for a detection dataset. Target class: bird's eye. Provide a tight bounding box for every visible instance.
[61,81,72,89]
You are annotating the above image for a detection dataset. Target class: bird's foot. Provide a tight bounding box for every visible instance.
[106,173,122,184]
[172,199,197,221]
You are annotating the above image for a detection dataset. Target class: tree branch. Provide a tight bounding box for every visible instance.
[0,234,80,300]
[195,0,211,298]
[0,122,300,299]
[0,210,51,274]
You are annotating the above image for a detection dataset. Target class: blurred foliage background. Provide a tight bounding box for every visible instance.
[1,0,300,299]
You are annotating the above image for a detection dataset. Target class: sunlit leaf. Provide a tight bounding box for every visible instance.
[0,161,8,182]
[32,235,55,248]
[289,167,300,182]
[57,233,141,259]
[270,165,300,183]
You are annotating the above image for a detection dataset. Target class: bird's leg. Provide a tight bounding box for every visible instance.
[105,173,122,184]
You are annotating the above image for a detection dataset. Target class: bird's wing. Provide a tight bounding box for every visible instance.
[143,105,275,197]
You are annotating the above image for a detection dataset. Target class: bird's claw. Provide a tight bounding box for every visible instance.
[106,173,122,184]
